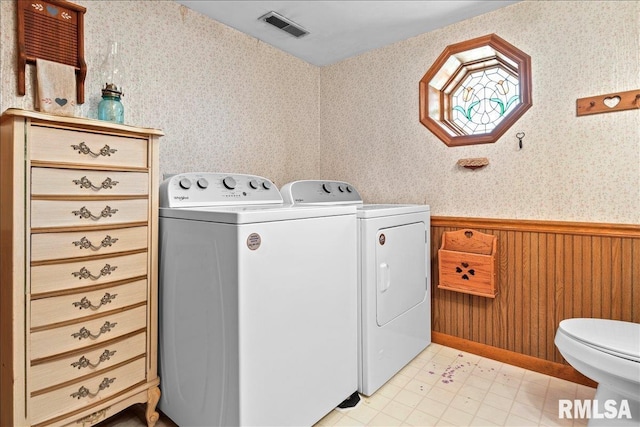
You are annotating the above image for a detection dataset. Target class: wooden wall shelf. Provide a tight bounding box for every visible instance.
[576,89,640,116]
[457,157,489,170]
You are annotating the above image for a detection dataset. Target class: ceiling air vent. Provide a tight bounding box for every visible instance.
[259,11,309,38]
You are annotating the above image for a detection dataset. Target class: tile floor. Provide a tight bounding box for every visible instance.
[98,343,595,427]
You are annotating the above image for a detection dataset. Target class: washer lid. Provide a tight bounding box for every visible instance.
[159,203,356,224]
[559,318,640,362]
[358,204,430,218]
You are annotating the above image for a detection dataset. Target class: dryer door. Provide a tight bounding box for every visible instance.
[376,222,427,326]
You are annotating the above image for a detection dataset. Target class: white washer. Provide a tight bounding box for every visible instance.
[158,173,358,426]
[281,180,431,396]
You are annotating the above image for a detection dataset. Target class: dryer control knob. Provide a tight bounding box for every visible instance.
[197,178,209,189]
[223,176,237,190]
[262,181,272,190]
[346,185,353,193]
[249,179,259,189]
[322,183,333,193]
[179,178,192,189]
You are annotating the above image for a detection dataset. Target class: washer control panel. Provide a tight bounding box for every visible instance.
[281,180,363,205]
[160,172,282,207]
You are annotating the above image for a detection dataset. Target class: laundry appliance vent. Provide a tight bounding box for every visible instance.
[259,11,309,38]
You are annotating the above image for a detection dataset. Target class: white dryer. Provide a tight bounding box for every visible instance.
[158,173,358,426]
[281,180,431,396]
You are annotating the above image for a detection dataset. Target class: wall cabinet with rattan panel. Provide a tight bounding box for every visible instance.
[0,109,163,427]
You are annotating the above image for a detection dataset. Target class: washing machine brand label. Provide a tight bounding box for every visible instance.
[247,233,261,250]
[173,195,189,201]
[379,234,386,245]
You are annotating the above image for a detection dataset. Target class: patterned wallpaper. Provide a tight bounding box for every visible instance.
[320,1,639,224]
[1,1,638,223]
[0,0,321,187]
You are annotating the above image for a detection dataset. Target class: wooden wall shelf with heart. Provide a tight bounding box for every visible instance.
[576,89,640,116]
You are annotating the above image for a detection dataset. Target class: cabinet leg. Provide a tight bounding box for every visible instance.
[146,386,161,427]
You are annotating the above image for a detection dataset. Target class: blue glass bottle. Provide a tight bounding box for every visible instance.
[98,83,124,124]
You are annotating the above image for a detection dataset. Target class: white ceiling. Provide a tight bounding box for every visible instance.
[177,1,520,66]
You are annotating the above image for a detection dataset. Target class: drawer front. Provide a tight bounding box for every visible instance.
[31,199,148,229]
[30,357,146,425]
[31,226,148,262]
[31,252,148,295]
[30,125,147,168]
[32,168,148,197]
[31,305,147,360]
[31,279,147,328]
[30,332,146,393]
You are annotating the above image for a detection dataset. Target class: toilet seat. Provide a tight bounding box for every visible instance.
[558,318,640,363]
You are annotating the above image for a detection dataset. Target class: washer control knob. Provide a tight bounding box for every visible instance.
[197,178,209,189]
[262,181,272,190]
[249,179,259,189]
[179,178,192,189]
[223,176,237,190]
[322,183,333,193]
[338,185,345,192]
[346,185,353,193]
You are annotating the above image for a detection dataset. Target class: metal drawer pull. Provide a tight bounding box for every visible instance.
[72,206,118,220]
[72,264,117,280]
[71,349,116,369]
[70,377,115,399]
[72,176,119,191]
[76,408,109,425]
[73,293,117,310]
[71,142,117,157]
[73,235,119,251]
[71,321,117,340]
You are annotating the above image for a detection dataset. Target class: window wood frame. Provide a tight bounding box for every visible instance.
[419,34,532,147]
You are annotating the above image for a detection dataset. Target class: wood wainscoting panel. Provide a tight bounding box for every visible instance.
[431,217,640,372]
[432,332,597,387]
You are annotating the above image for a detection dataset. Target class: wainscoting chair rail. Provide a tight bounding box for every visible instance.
[432,216,640,238]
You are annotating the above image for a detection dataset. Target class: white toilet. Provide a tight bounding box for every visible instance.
[555,318,640,426]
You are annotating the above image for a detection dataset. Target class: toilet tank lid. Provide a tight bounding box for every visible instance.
[559,318,640,361]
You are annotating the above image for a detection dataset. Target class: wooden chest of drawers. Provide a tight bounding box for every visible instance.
[1,109,163,427]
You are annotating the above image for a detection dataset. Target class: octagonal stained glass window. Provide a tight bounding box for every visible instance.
[420,34,532,147]
[451,67,520,135]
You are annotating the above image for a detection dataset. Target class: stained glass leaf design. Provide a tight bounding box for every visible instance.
[490,98,505,116]
[449,66,523,134]
[453,106,467,118]
[505,95,520,111]
[467,101,481,120]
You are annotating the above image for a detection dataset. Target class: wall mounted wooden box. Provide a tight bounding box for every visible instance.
[438,228,498,298]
